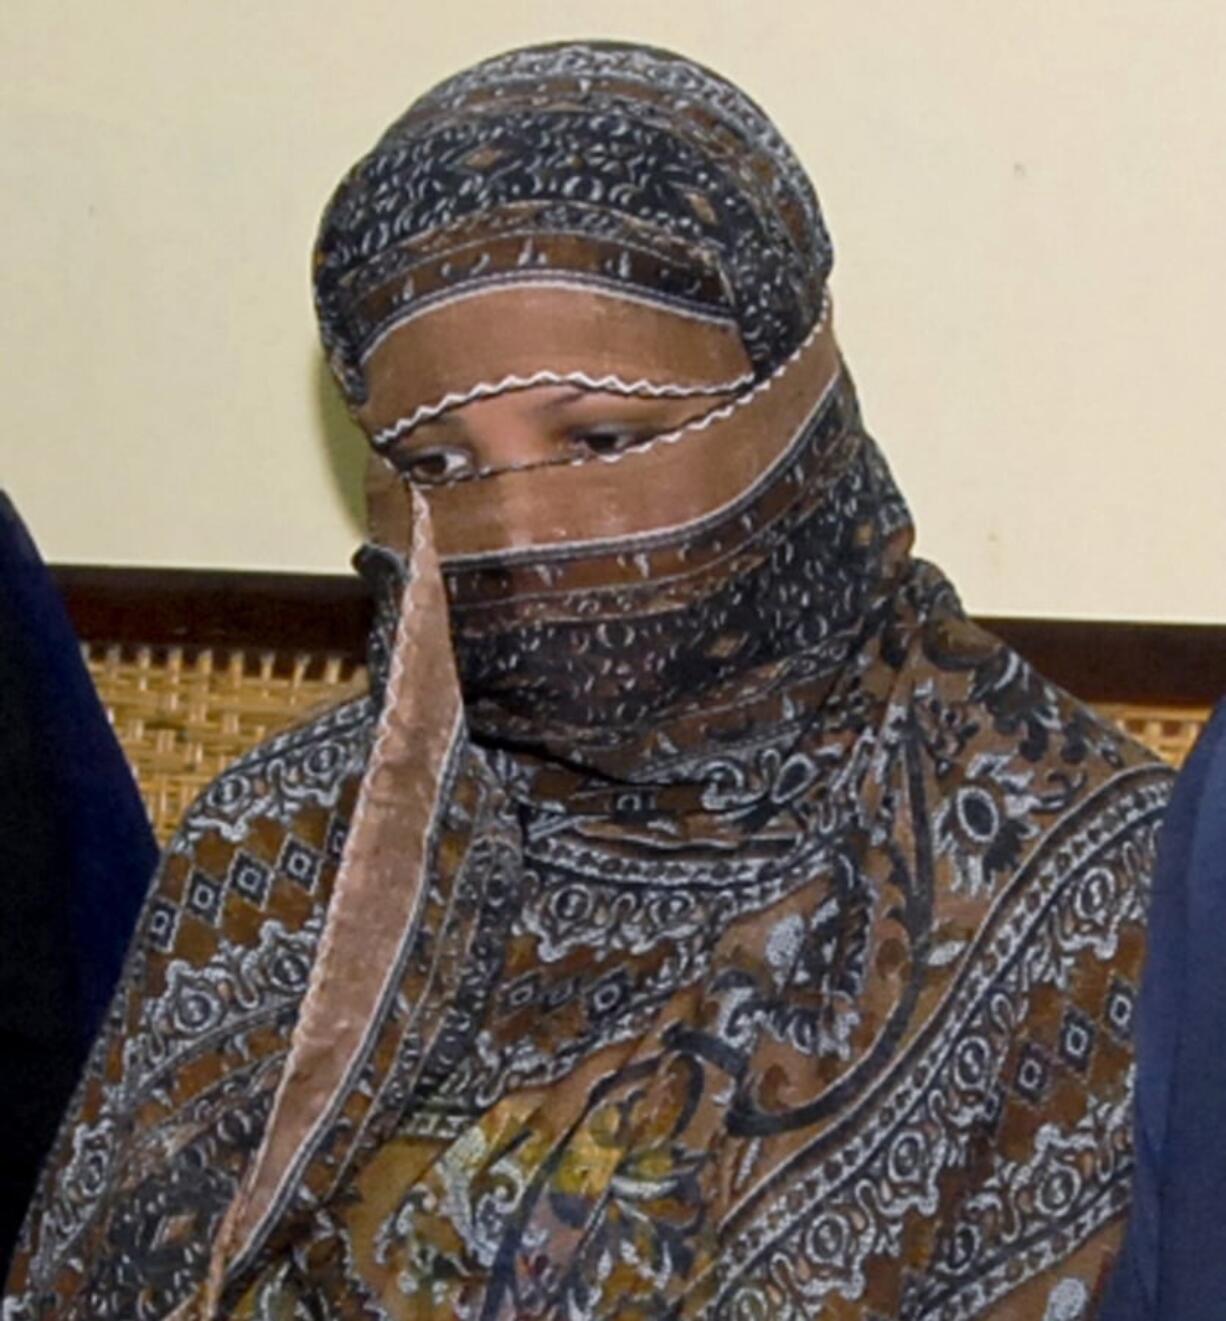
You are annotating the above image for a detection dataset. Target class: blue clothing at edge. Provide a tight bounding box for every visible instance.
[1100,701,1226,1320]
[0,493,157,1273]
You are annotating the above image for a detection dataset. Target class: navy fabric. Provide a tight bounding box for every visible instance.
[0,493,156,1270]
[1100,701,1226,1320]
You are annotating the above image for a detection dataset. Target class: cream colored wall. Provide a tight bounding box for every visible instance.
[2,1,1223,622]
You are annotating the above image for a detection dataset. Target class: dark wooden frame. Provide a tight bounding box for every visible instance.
[50,566,1225,707]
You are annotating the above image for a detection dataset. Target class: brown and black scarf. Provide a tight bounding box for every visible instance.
[5,41,1170,1320]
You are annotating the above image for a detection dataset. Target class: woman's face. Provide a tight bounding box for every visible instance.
[385,385,732,485]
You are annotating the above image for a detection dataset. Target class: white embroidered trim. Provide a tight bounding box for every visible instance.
[371,367,755,451]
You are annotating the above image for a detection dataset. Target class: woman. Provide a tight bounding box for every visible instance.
[5,41,1172,1319]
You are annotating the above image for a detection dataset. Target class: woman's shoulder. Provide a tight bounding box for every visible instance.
[3,692,380,1312]
[913,605,1176,781]
[166,690,378,860]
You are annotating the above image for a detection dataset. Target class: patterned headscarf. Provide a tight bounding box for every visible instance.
[315,40,830,410]
[312,41,907,752]
[5,41,1169,1321]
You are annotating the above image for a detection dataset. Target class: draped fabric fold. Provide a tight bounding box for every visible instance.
[5,42,1170,1320]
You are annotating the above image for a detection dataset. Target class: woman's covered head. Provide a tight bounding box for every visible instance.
[313,40,833,444]
[320,42,909,743]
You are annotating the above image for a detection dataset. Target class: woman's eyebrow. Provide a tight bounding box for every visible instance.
[407,412,468,442]
[533,387,671,416]
[532,386,593,412]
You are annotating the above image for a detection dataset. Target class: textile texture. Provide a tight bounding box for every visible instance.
[5,43,1171,1321]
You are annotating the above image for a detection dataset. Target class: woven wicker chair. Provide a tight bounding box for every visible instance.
[81,643,1212,843]
[85,645,365,840]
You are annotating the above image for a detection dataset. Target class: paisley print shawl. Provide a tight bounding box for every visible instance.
[4,40,1170,1321]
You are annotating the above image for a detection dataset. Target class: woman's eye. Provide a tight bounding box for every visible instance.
[571,427,652,457]
[395,445,475,484]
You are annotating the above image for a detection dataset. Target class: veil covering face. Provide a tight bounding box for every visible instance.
[5,42,1171,1321]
